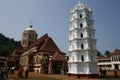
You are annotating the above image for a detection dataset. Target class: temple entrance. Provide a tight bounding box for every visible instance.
[52,61,63,74]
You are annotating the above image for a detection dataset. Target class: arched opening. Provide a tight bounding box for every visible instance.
[81,44,84,49]
[80,33,83,38]
[80,14,82,18]
[81,55,84,61]
[80,23,83,28]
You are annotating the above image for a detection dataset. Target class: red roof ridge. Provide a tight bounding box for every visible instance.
[38,37,61,52]
[52,52,66,61]
[29,33,48,48]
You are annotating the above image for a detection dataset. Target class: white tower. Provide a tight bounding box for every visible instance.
[68,2,98,78]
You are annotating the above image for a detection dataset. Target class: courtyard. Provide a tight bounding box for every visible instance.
[7,70,120,80]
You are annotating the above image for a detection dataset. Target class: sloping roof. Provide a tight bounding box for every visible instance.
[6,55,15,62]
[111,49,120,56]
[97,56,110,60]
[29,33,48,49]
[38,37,61,53]
[29,33,61,53]
[52,52,66,61]
[97,49,120,60]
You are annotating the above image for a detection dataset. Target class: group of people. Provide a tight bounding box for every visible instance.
[18,66,28,78]
[0,66,28,80]
[99,67,119,77]
[99,68,107,77]
[0,66,15,80]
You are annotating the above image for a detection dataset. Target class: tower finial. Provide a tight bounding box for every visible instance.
[79,0,83,4]
[29,21,32,28]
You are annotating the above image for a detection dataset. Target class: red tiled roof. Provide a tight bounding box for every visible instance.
[29,33,48,48]
[97,49,120,60]
[97,56,110,60]
[111,49,120,56]
[111,52,120,56]
[29,33,61,53]
[52,52,67,61]
[38,37,61,53]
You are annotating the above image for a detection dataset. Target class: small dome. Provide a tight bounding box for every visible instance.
[24,25,35,31]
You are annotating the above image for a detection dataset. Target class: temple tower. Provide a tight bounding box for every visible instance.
[21,24,38,49]
[68,2,98,77]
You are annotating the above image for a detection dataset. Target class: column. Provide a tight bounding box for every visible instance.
[48,60,52,74]
[48,56,52,74]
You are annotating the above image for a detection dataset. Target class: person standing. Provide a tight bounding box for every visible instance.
[0,69,4,80]
[114,68,118,77]
[25,68,28,78]
[11,66,15,74]
[99,68,103,77]
[18,66,24,78]
[103,69,107,77]
[3,67,8,79]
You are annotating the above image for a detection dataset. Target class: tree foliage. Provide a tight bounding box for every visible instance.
[0,33,20,57]
[97,51,104,57]
[104,50,111,56]
[40,56,49,73]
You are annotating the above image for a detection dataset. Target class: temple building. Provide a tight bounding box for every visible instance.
[68,2,98,78]
[97,49,120,70]
[19,24,68,74]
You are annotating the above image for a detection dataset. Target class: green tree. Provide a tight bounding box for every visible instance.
[97,51,104,57]
[0,33,20,57]
[104,50,111,56]
[40,56,49,74]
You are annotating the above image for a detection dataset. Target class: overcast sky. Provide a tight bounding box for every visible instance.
[0,0,120,54]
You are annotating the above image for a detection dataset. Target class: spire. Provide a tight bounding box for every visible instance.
[77,0,85,8]
[79,0,83,4]
[29,21,32,28]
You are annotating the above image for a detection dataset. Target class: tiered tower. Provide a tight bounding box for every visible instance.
[21,24,38,49]
[68,2,98,78]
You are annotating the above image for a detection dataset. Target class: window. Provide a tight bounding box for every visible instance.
[91,55,93,61]
[80,23,83,28]
[81,55,84,61]
[72,44,74,49]
[73,34,75,39]
[81,44,84,49]
[90,44,92,49]
[80,14,82,18]
[80,33,83,38]
[73,25,75,29]
[72,56,74,61]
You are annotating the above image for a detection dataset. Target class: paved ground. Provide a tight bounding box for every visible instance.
[7,70,120,80]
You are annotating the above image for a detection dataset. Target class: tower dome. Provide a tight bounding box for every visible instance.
[21,24,38,49]
[24,24,35,31]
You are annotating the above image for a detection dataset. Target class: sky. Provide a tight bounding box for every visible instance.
[0,0,120,54]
